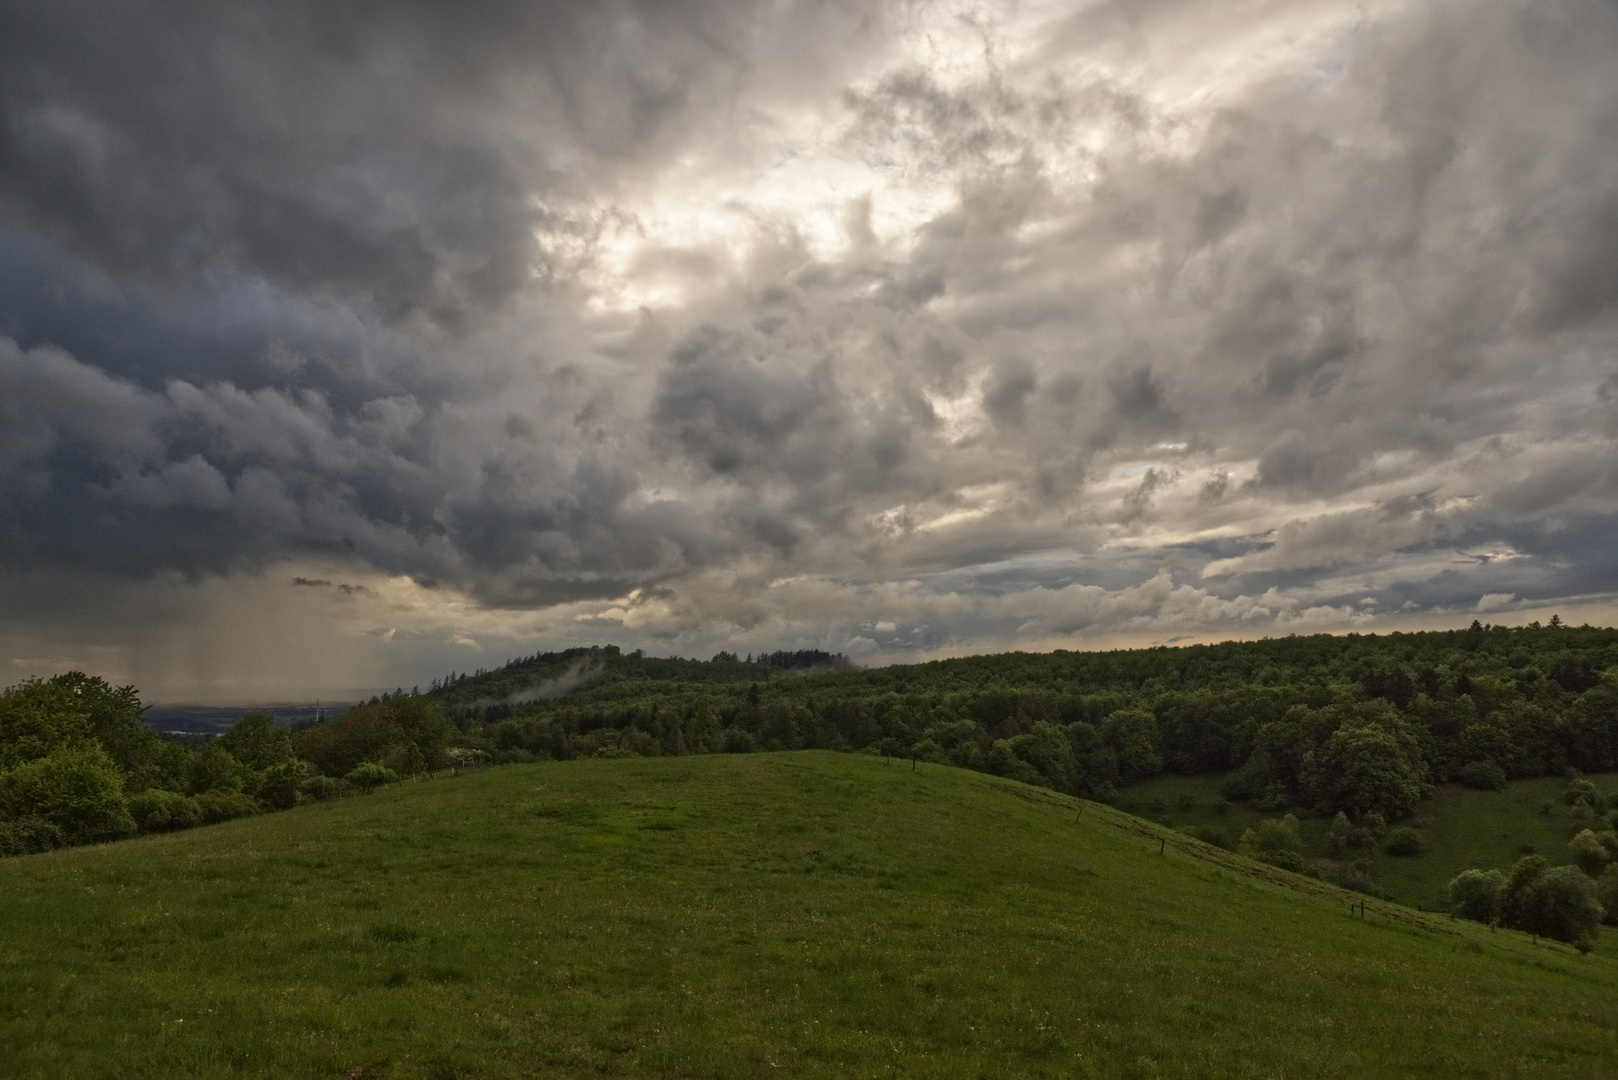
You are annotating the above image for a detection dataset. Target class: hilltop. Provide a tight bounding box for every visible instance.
[2,752,1615,1077]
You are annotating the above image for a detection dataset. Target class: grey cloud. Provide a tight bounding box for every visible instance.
[6,0,1618,690]
[0,0,891,327]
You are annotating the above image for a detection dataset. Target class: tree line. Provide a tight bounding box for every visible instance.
[0,673,458,855]
[441,624,1618,826]
[7,621,1618,863]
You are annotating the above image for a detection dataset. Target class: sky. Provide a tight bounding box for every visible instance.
[3,0,1618,702]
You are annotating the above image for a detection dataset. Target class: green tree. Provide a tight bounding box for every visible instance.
[1239,815,1308,874]
[1569,829,1612,877]
[1498,855,1548,931]
[192,742,246,793]
[219,712,295,772]
[256,759,311,810]
[1307,720,1426,820]
[1510,865,1605,950]
[0,744,134,844]
[346,761,397,792]
[1101,708,1162,784]
[1448,869,1505,923]
[0,678,94,767]
[44,672,188,793]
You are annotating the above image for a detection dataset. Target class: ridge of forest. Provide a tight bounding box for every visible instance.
[427,621,1618,815]
[5,621,1618,874]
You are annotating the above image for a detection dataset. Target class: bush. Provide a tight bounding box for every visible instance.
[0,816,64,856]
[1454,760,1508,791]
[193,789,259,824]
[128,789,202,832]
[346,761,398,792]
[298,775,350,801]
[1564,778,1602,809]
[1240,815,1311,874]
[0,744,135,844]
[1449,869,1505,923]
[255,759,312,810]
[1569,828,1612,878]
[1385,826,1425,856]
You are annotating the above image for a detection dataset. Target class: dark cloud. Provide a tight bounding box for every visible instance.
[4,0,1618,694]
[0,0,888,327]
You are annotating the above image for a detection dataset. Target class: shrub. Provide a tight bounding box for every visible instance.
[1570,798,1596,830]
[1385,827,1425,856]
[194,789,259,824]
[346,761,398,792]
[0,816,64,856]
[0,744,135,844]
[1569,828,1612,877]
[1454,760,1508,791]
[255,759,312,810]
[1326,811,1377,854]
[1240,815,1310,874]
[299,775,349,801]
[1449,869,1505,923]
[128,789,202,832]
[1564,778,1602,809]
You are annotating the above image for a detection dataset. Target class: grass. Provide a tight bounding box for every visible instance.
[1116,770,1618,959]
[2,752,1617,1078]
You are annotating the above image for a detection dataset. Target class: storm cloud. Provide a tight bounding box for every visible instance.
[4,0,1618,698]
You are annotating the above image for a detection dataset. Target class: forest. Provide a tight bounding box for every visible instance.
[5,620,1618,863]
[434,620,1618,819]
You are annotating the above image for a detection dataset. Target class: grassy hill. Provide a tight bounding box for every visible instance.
[3,752,1616,1078]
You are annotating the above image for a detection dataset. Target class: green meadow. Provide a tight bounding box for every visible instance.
[2,752,1616,1078]
[1117,770,1618,951]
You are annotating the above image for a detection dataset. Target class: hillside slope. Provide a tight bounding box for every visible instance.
[2,753,1615,1078]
